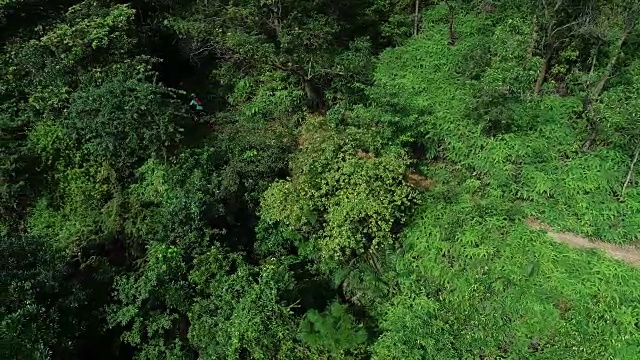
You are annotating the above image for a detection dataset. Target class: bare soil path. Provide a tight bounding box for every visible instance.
[525,218,640,267]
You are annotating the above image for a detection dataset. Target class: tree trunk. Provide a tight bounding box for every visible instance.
[580,125,596,151]
[622,146,640,196]
[413,0,420,36]
[447,2,456,45]
[272,63,325,112]
[534,50,552,95]
[579,95,597,151]
[592,30,629,100]
[303,80,326,113]
[589,44,599,76]
[582,30,630,151]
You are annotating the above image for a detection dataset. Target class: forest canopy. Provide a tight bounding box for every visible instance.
[3,0,640,359]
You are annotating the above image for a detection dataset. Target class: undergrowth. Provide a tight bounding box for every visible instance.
[367,8,640,358]
[374,186,640,359]
[370,7,640,244]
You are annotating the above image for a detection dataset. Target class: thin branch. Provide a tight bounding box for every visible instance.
[548,19,581,39]
[273,62,306,79]
[622,146,640,196]
[309,65,349,81]
[553,0,563,12]
[542,0,549,19]
[189,42,217,65]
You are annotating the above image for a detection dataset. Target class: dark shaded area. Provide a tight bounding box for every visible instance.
[56,237,133,359]
[135,19,224,111]
[145,31,206,90]
[76,328,135,360]
[0,0,80,43]
[289,263,339,316]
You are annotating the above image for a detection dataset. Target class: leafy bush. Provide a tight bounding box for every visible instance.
[299,301,368,357]
[260,116,416,262]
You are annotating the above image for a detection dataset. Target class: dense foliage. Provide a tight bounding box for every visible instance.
[3,0,640,359]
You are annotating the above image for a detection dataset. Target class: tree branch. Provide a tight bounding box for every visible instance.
[592,29,629,99]
[553,0,563,12]
[542,0,549,20]
[273,62,306,79]
[548,19,581,39]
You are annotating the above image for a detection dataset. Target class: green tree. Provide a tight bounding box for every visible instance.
[188,249,305,359]
[164,0,386,109]
[0,228,61,359]
[298,301,368,358]
[260,115,415,263]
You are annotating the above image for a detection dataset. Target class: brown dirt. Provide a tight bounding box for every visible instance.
[356,149,375,159]
[296,131,315,149]
[406,172,436,190]
[525,218,640,267]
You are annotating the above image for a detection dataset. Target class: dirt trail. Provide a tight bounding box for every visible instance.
[525,218,640,267]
